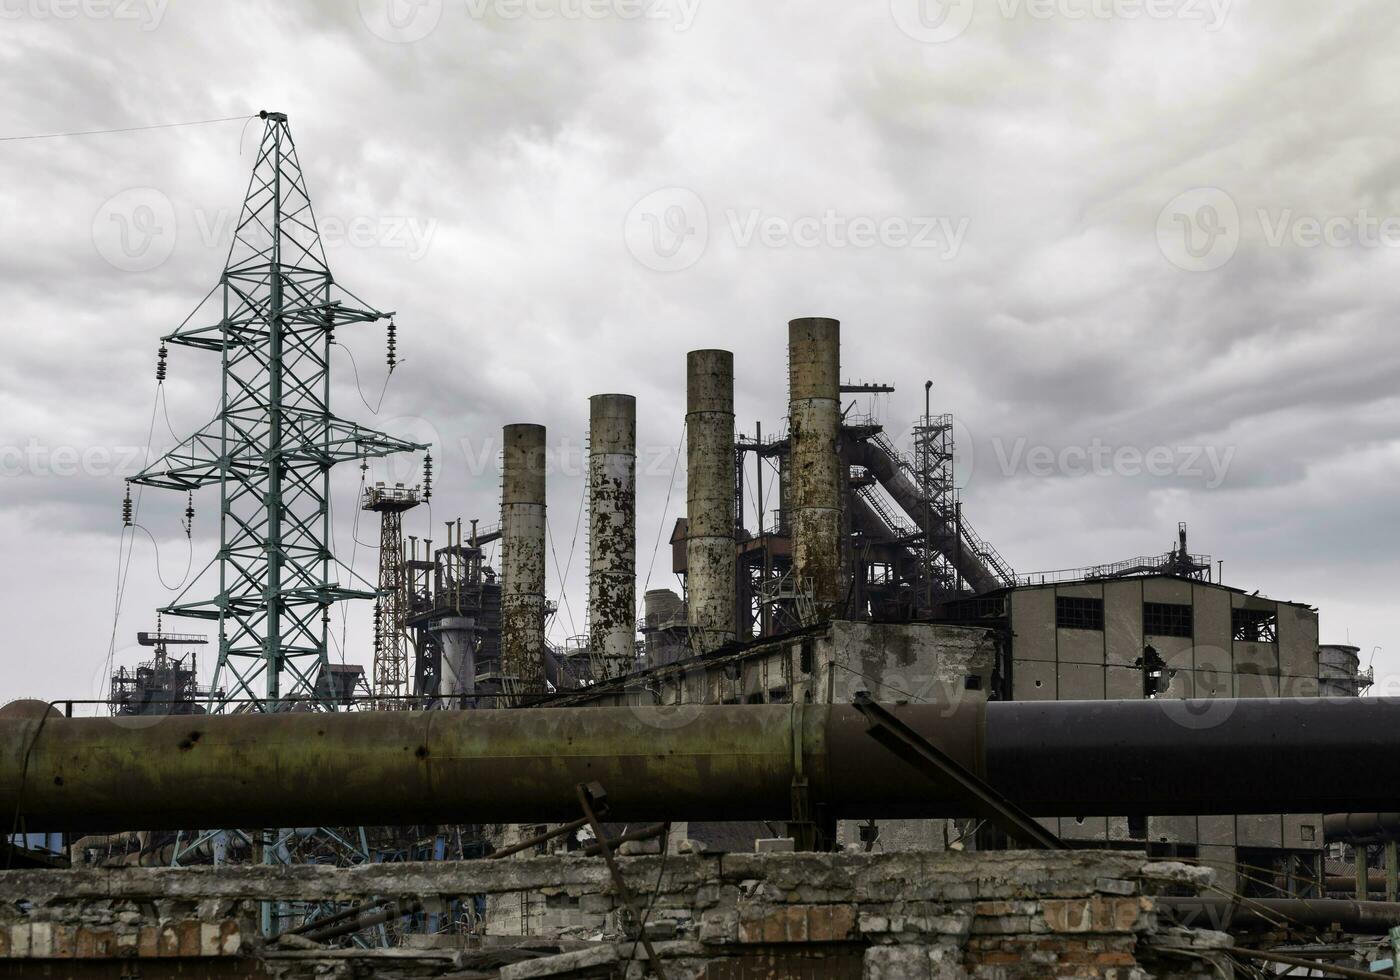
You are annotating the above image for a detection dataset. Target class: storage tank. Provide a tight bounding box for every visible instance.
[1319,644,1363,697]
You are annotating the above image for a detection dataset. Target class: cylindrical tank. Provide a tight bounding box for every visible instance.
[437,616,476,699]
[587,394,637,680]
[1320,644,1363,698]
[686,350,736,651]
[788,317,842,613]
[643,588,686,666]
[500,423,547,696]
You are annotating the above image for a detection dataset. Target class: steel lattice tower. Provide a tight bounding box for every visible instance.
[131,111,426,710]
[363,483,421,708]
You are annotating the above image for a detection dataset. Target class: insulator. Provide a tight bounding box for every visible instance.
[122,484,133,528]
[422,452,433,501]
[156,345,168,383]
[386,320,398,371]
[183,491,194,538]
[325,317,335,345]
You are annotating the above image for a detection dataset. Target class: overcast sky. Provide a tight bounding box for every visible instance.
[0,0,1395,707]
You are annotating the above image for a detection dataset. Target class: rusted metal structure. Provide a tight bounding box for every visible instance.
[8,698,1400,831]
[685,350,736,651]
[587,394,637,680]
[499,423,547,698]
[362,482,421,709]
[788,317,844,616]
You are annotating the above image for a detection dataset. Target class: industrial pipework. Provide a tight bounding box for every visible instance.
[499,423,547,696]
[588,394,637,680]
[788,317,843,615]
[685,350,736,651]
[7,698,1400,832]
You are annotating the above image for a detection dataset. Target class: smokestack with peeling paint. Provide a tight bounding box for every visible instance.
[788,317,842,617]
[686,350,736,651]
[588,394,637,680]
[500,423,547,697]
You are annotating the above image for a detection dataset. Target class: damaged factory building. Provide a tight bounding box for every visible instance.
[5,113,1398,979]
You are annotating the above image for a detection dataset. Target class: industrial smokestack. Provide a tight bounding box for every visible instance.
[588,394,637,680]
[686,350,736,651]
[500,423,547,697]
[788,317,843,615]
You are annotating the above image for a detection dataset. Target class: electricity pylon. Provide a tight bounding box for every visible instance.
[131,111,426,711]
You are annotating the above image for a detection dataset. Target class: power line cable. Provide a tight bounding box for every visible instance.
[0,113,254,143]
[638,422,686,616]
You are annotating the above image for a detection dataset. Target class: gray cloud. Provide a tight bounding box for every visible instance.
[0,0,1395,704]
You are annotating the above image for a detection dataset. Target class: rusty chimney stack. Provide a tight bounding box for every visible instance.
[686,350,736,651]
[500,423,547,697]
[588,394,637,680]
[788,317,842,617]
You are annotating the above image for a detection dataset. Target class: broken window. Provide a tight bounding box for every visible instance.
[1055,595,1104,631]
[1232,606,1278,643]
[1144,601,1193,639]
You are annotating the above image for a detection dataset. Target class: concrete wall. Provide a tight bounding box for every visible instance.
[0,852,1227,978]
[552,620,996,711]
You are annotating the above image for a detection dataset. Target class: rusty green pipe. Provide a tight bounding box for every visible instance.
[6,699,1400,832]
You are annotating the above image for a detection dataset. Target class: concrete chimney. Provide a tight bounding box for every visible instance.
[686,350,736,651]
[587,394,637,680]
[788,317,842,616]
[500,423,547,697]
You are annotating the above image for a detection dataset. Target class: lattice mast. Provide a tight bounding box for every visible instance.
[913,381,957,601]
[363,483,422,708]
[130,111,426,710]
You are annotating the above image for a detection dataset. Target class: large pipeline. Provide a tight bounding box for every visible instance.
[5,698,1400,832]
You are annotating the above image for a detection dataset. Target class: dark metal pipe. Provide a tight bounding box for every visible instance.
[1161,897,1400,934]
[6,698,1400,832]
[1325,812,1400,843]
